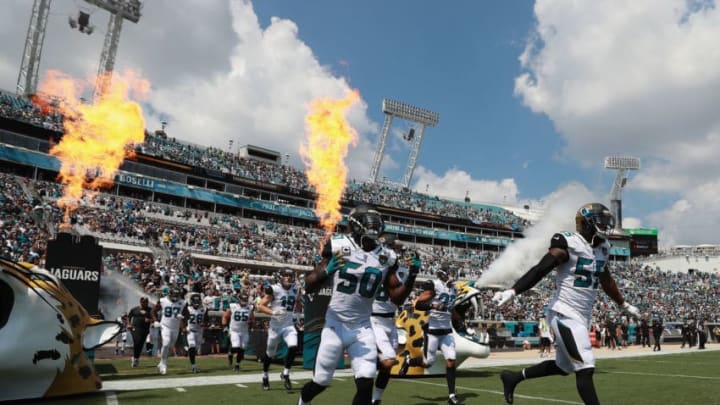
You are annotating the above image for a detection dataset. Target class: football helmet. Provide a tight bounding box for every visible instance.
[347,205,384,246]
[169,287,182,303]
[279,269,295,289]
[436,264,451,283]
[575,203,615,240]
[190,293,202,309]
[239,294,249,306]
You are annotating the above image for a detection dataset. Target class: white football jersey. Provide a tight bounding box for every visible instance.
[547,231,611,325]
[327,234,398,323]
[186,305,206,332]
[228,302,253,333]
[427,279,456,330]
[268,283,300,327]
[159,296,185,329]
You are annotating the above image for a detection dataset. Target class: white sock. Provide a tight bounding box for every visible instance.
[263,372,268,378]
[373,387,384,401]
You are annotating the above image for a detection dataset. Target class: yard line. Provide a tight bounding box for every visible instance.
[333,377,346,381]
[235,384,247,388]
[105,391,118,405]
[175,387,186,392]
[606,370,720,380]
[395,379,583,404]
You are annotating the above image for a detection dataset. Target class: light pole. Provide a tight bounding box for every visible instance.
[604,156,640,232]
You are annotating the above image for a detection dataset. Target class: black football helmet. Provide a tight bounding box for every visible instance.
[348,205,384,248]
[576,203,615,240]
[279,269,295,289]
[190,293,202,309]
[436,263,452,283]
[239,293,249,306]
[169,287,182,303]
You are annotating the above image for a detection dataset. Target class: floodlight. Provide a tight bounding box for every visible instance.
[604,156,640,170]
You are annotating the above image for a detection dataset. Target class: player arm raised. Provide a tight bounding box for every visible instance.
[493,234,569,306]
[413,282,437,311]
[384,249,421,306]
[305,239,344,294]
[256,287,275,316]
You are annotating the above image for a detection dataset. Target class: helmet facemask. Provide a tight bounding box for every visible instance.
[348,206,384,250]
[576,203,615,241]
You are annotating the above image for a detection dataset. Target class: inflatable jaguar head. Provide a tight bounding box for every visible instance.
[0,258,120,401]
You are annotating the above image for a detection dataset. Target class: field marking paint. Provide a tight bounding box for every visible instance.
[105,391,118,405]
[175,387,186,392]
[235,384,247,388]
[333,377,346,381]
[607,370,720,380]
[395,379,583,404]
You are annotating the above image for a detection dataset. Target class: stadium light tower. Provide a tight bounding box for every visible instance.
[604,156,640,232]
[370,99,439,188]
[16,0,142,98]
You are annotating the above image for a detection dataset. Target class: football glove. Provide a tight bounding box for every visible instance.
[492,289,516,307]
[622,301,641,318]
[404,250,422,275]
[325,252,346,276]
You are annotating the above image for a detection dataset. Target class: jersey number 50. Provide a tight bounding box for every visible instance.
[336,262,383,298]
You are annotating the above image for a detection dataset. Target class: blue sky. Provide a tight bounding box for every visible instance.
[2,0,720,246]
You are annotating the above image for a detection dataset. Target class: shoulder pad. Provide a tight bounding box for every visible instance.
[550,233,569,250]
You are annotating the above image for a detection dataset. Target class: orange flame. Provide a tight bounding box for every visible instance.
[37,69,149,222]
[300,89,360,247]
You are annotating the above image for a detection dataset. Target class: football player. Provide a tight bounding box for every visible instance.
[222,293,254,371]
[297,205,419,405]
[257,268,301,391]
[493,203,641,405]
[185,293,207,373]
[399,264,465,405]
[154,286,187,375]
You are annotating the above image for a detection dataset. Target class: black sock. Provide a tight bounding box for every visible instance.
[576,368,600,405]
[522,360,567,380]
[188,347,196,365]
[301,381,326,402]
[237,348,245,363]
[375,369,390,390]
[285,346,297,369]
[352,377,373,405]
[446,366,456,395]
[262,353,271,372]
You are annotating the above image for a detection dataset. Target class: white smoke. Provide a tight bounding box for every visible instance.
[476,182,596,288]
[99,270,154,322]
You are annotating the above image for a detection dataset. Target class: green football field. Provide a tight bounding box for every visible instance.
[34,349,720,405]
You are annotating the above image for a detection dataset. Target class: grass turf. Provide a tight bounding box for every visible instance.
[30,350,720,405]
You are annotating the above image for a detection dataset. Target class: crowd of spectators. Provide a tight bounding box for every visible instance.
[0,90,718,343]
[0,88,528,230]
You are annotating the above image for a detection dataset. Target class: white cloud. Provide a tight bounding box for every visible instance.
[515,0,720,245]
[411,166,520,206]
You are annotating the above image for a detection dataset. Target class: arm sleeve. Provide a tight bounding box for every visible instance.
[321,238,333,260]
[511,234,567,295]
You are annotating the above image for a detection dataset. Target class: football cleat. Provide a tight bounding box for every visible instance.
[282,373,292,391]
[234,364,240,372]
[262,375,270,391]
[448,394,465,405]
[158,363,167,375]
[131,358,139,368]
[398,352,411,377]
[191,365,198,373]
[501,370,522,404]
